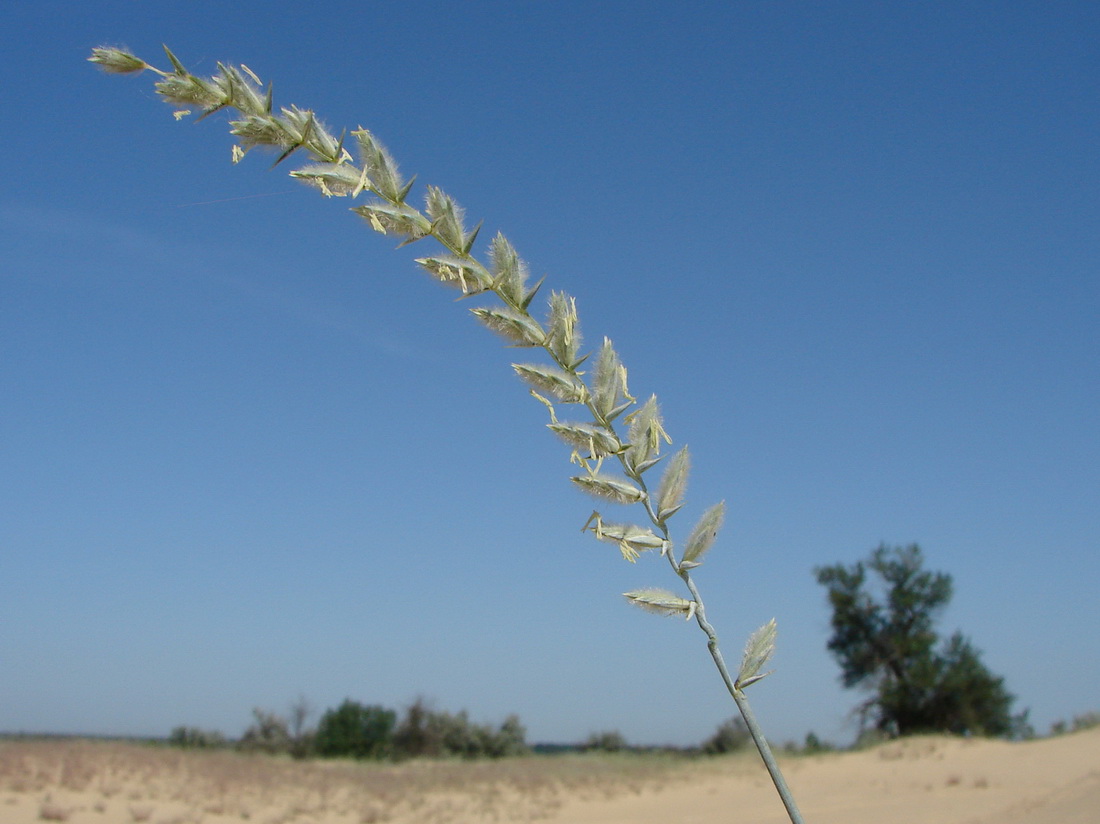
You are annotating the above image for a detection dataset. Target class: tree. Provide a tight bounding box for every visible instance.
[314,700,396,759]
[815,544,1015,737]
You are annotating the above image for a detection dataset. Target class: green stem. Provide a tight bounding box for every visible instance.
[683,576,806,824]
[732,689,806,824]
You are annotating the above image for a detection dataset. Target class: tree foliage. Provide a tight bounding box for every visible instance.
[815,544,1015,737]
[314,700,396,759]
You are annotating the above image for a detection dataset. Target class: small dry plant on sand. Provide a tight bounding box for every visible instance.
[89,45,806,823]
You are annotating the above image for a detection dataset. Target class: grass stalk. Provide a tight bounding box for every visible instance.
[89,44,808,823]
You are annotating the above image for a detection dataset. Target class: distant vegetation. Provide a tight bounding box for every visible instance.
[172,698,531,761]
[582,730,628,753]
[163,697,1100,762]
[166,699,785,760]
[167,726,226,749]
[1049,711,1100,737]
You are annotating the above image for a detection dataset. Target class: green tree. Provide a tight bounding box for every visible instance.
[314,700,396,759]
[815,544,1015,737]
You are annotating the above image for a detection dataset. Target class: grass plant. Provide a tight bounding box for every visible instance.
[88,45,806,823]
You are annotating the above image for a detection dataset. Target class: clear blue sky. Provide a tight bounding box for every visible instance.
[2,1,1097,747]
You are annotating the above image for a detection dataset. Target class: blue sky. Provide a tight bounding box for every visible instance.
[1,1,1097,747]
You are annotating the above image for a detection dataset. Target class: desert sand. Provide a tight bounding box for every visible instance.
[2,727,1097,824]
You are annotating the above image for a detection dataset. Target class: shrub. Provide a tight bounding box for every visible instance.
[583,730,627,753]
[391,699,527,759]
[315,700,396,759]
[801,732,834,754]
[167,726,226,749]
[701,717,751,755]
[487,714,529,758]
[238,709,292,755]
[1072,711,1100,732]
[1052,711,1100,736]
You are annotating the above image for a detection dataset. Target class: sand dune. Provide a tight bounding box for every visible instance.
[2,727,1097,824]
[557,727,1100,823]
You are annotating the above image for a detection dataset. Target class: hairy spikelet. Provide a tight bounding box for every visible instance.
[548,421,622,458]
[489,234,531,307]
[291,163,366,197]
[737,619,777,689]
[624,395,670,474]
[471,306,545,346]
[352,201,430,239]
[571,473,646,504]
[680,501,725,566]
[416,255,492,294]
[426,187,479,255]
[215,63,268,118]
[88,47,150,74]
[353,129,409,203]
[655,446,690,522]
[156,72,225,110]
[545,292,582,368]
[583,512,666,562]
[512,364,588,403]
[623,589,696,619]
[591,339,633,421]
[231,114,294,150]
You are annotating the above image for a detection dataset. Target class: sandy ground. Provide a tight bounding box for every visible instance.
[555,728,1100,823]
[2,727,1097,824]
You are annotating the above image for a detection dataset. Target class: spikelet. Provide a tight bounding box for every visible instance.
[654,446,690,522]
[512,364,589,404]
[680,501,725,567]
[736,619,777,689]
[545,292,582,368]
[571,473,646,505]
[623,589,697,620]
